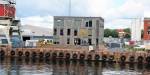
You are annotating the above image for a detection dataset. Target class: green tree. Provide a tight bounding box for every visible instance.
[110,29,118,38]
[104,29,118,38]
[124,28,131,38]
[104,29,112,37]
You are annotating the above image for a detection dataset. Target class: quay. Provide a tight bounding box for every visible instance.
[0,45,150,64]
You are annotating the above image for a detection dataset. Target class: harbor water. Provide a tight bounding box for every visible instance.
[1,57,150,75]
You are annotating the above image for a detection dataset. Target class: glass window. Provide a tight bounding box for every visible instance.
[54,28,57,35]
[60,29,63,35]
[74,30,78,36]
[85,22,88,27]
[67,38,70,44]
[89,20,92,27]
[67,29,71,35]
[88,39,92,45]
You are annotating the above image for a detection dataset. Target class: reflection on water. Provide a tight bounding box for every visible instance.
[0,57,150,75]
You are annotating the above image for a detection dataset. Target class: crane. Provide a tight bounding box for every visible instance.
[0,0,23,47]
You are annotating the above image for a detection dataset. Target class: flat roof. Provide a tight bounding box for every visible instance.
[54,16,104,21]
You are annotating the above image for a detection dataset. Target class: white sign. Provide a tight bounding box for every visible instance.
[89,46,93,51]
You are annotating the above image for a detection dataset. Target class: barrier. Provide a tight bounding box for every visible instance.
[0,47,150,63]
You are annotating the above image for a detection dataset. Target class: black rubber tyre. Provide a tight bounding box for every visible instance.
[11,51,15,56]
[129,56,135,62]
[79,54,85,60]
[87,55,92,60]
[72,53,78,59]
[59,52,64,58]
[25,51,30,57]
[120,56,126,62]
[18,51,23,56]
[65,53,70,59]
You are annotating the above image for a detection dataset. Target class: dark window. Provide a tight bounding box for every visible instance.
[88,39,92,45]
[96,38,98,45]
[67,29,71,35]
[74,30,78,36]
[89,20,92,27]
[23,37,30,41]
[86,22,88,27]
[74,38,80,45]
[148,31,150,34]
[60,29,63,35]
[67,38,70,44]
[54,28,57,35]
[148,27,150,34]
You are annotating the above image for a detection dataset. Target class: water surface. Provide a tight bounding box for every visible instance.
[0,57,150,75]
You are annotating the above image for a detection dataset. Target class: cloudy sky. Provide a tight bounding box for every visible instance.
[15,0,150,29]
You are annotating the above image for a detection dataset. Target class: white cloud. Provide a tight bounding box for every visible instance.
[16,0,149,29]
[104,0,144,29]
[144,11,150,17]
[21,16,53,29]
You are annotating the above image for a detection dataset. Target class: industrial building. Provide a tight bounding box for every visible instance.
[53,16,104,47]
[143,18,150,45]
[0,0,22,46]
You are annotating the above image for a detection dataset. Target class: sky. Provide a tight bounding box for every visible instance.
[15,0,150,29]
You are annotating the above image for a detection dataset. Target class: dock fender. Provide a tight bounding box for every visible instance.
[137,56,143,63]
[65,53,70,59]
[52,52,57,58]
[79,54,85,60]
[72,53,78,59]
[109,55,114,61]
[87,54,92,60]
[120,55,126,62]
[11,50,15,56]
[0,50,5,56]
[129,56,135,62]
[59,52,64,58]
[32,52,37,57]
[39,52,44,57]
[18,51,23,56]
[45,52,50,58]
[146,56,150,63]
[25,51,30,57]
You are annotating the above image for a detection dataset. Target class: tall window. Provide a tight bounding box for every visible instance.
[67,38,70,44]
[88,39,92,45]
[60,29,63,35]
[54,28,57,35]
[96,38,98,45]
[74,30,78,36]
[148,26,150,34]
[89,20,92,27]
[67,29,71,35]
[85,22,88,27]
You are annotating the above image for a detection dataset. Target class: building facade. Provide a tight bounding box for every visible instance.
[131,18,141,41]
[53,16,104,47]
[144,18,150,40]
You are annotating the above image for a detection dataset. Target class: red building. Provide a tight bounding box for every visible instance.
[144,18,150,40]
[0,1,15,18]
